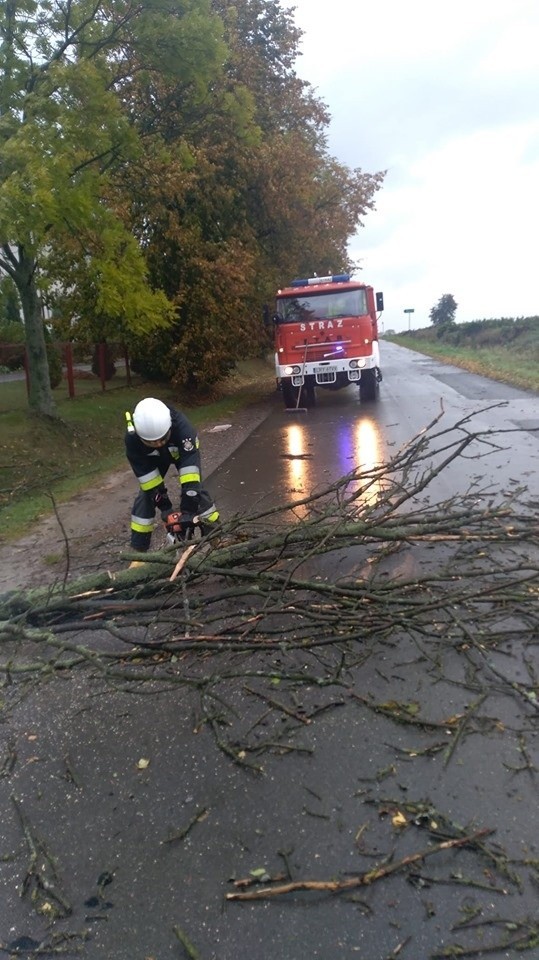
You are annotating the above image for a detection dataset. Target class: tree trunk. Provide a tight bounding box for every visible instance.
[15,247,58,418]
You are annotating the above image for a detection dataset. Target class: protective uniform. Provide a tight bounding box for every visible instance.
[125,400,219,552]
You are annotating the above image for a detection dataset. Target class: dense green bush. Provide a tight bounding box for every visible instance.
[3,348,25,371]
[0,321,25,343]
[129,324,238,389]
[404,316,539,355]
[129,327,176,383]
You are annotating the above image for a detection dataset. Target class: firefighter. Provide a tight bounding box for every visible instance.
[125,397,219,554]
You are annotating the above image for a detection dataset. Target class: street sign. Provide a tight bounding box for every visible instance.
[403,307,415,332]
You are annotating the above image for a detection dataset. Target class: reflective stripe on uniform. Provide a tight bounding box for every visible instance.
[199,506,219,522]
[131,514,155,533]
[178,466,201,484]
[138,469,163,492]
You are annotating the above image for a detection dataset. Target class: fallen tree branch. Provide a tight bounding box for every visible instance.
[225,828,493,900]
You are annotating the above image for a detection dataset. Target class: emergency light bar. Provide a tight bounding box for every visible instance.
[291,273,351,287]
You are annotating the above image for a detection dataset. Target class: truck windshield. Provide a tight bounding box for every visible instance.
[276,288,368,323]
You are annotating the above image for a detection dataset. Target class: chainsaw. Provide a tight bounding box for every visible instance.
[162,510,201,545]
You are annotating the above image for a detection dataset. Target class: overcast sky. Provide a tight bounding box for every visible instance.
[283,0,539,332]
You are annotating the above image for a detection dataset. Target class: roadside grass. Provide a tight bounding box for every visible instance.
[0,357,276,542]
[387,336,539,393]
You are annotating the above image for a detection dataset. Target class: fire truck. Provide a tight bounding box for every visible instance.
[269,273,384,408]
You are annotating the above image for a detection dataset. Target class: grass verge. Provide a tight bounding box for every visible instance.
[0,357,276,542]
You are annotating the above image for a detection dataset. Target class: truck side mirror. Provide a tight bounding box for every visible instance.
[376,292,384,312]
[263,304,270,325]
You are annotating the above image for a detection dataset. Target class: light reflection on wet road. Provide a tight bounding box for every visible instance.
[213,387,391,519]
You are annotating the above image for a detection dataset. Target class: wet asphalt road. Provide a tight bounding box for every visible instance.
[1,342,539,960]
[215,341,539,519]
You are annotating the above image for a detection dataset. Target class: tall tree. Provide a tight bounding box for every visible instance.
[116,0,385,387]
[430,294,458,327]
[211,0,384,288]
[0,0,225,416]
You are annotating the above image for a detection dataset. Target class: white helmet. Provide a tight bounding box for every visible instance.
[133,398,172,441]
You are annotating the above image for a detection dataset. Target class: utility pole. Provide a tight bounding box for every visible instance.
[404,307,415,332]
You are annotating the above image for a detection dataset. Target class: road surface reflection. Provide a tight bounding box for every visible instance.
[283,422,310,517]
[352,417,383,505]
[282,413,384,516]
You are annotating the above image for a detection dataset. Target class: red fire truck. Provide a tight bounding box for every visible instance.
[269,273,384,408]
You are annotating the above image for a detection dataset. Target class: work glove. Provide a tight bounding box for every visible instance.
[154,489,172,513]
[180,491,200,516]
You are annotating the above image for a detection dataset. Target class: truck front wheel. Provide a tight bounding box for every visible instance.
[359,368,379,403]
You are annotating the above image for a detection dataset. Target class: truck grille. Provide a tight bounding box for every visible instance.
[316,370,336,384]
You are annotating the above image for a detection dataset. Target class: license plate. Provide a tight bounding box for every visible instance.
[314,365,336,374]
